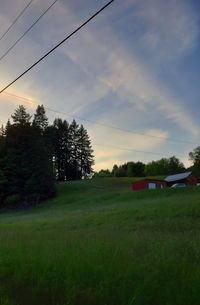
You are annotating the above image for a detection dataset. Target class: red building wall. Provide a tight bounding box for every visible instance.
[186,174,198,185]
[132,179,166,191]
[132,180,148,191]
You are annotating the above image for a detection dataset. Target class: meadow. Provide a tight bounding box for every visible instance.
[1,178,200,305]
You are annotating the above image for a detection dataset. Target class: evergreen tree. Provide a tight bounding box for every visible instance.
[33,104,48,132]
[0,105,95,207]
[0,125,5,137]
[0,169,7,204]
[77,125,94,179]
[0,128,7,204]
[53,118,70,181]
[2,107,55,206]
[5,123,55,205]
[68,120,80,180]
[43,125,57,174]
[11,105,32,125]
[5,120,11,135]
[51,119,94,181]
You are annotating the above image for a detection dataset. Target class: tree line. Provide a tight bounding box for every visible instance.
[0,105,94,207]
[95,153,200,178]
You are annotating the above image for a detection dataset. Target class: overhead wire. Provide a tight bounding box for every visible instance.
[0,0,59,63]
[0,0,196,159]
[0,0,115,94]
[0,0,35,42]
[0,100,187,159]
[94,143,187,159]
[2,91,199,146]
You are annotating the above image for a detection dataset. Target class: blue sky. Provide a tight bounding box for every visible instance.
[0,0,199,170]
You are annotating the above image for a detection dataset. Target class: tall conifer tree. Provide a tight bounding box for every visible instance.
[53,118,70,181]
[2,106,55,206]
[33,104,48,132]
[77,125,94,179]
[11,105,31,125]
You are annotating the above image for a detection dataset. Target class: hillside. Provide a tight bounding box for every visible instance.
[1,178,200,305]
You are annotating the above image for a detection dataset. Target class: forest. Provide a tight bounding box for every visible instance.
[0,105,94,207]
[95,152,200,178]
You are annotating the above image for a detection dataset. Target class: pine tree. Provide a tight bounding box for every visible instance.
[33,104,48,132]
[68,120,80,180]
[5,120,11,135]
[0,125,5,137]
[2,106,55,206]
[0,127,7,204]
[11,105,32,125]
[52,119,94,180]
[0,169,7,204]
[53,118,70,181]
[77,125,94,179]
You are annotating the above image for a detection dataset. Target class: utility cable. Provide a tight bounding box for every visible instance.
[2,91,199,146]
[0,0,115,94]
[0,0,59,63]
[0,0,35,42]
[94,143,187,159]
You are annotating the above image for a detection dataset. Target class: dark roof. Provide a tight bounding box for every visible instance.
[165,172,192,182]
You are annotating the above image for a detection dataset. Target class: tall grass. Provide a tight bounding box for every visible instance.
[0,178,200,305]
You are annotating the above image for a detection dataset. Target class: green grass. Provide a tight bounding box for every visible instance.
[1,177,200,305]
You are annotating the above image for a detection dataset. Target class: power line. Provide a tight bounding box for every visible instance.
[1,0,193,146]
[94,143,187,159]
[0,0,115,94]
[0,92,193,159]
[44,107,198,145]
[0,0,59,63]
[0,0,35,42]
[0,99,188,159]
[2,91,199,146]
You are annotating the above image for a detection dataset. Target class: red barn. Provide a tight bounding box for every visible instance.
[132,179,166,191]
[165,171,197,187]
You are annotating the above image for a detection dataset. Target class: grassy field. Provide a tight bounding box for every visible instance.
[1,177,200,305]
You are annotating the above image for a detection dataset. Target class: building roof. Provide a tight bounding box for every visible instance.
[165,172,192,182]
[144,179,166,182]
[132,179,166,184]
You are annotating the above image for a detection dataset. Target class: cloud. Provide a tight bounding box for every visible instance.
[134,0,199,58]
[101,48,200,136]
[1,90,37,109]
[0,89,38,125]
[91,127,170,170]
[58,81,109,116]
[52,0,200,137]
[0,0,199,171]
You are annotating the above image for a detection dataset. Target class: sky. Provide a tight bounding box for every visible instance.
[0,0,200,171]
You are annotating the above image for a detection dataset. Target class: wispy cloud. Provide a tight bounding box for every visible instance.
[91,127,170,170]
[101,48,200,136]
[134,0,199,59]
[45,0,199,138]
[0,0,199,170]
